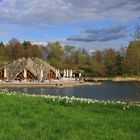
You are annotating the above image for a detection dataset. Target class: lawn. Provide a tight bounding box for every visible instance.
[0,90,140,140]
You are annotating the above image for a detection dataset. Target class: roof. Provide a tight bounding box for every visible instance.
[0,57,56,81]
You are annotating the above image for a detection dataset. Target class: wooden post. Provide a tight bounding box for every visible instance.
[63,69,66,78]
[4,68,7,80]
[55,69,58,78]
[70,69,72,78]
[66,69,69,78]
[48,69,51,80]
[40,69,43,81]
[24,69,27,80]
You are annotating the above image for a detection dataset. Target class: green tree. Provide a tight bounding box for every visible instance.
[64,45,76,69]
[116,54,125,76]
[47,42,64,69]
[0,42,10,66]
[125,40,140,75]
[48,42,64,60]
[103,49,118,76]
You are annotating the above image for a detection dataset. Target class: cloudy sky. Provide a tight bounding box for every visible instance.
[0,0,140,50]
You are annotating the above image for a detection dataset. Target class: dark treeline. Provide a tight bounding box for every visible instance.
[0,38,140,77]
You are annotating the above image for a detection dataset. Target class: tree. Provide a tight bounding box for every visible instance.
[0,41,5,48]
[47,42,64,69]
[31,44,43,58]
[87,51,106,77]
[125,40,140,75]
[103,49,118,76]
[22,41,31,49]
[0,42,10,66]
[22,41,43,58]
[133,22,140,40]
[8,39,24,60]
[63,45,77,69]
[64,45,75,61]
[115,53,125,76]
[47,42,64,60]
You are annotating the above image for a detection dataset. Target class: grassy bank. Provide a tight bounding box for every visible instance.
[84,76,140,82]
[0,90,140,140]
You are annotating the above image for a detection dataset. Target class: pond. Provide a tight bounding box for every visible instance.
[5,81,140,101]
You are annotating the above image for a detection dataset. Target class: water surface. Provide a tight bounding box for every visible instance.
[5,81,140,101]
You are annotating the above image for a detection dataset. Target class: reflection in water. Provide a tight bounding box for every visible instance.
[6,81,140,101]
[23,87,27,93]
[135,82,140,93]
[133,82,140,98]
[40,88,44,94]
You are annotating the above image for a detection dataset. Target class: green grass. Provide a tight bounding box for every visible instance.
[0,94,139,140]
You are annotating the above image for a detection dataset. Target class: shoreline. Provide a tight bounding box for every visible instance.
[0,81,101,88]
[112,77,140,82]
[0,76,140,88]
[84,77,140,82]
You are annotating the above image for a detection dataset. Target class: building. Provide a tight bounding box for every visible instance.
[0,58,56,82]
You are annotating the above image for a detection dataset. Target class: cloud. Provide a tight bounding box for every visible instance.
[67,26,127,42]
[0,0,139,25]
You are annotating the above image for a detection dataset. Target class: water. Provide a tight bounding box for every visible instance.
[5,81,140,101]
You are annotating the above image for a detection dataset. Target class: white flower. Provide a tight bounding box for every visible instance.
[123,106,126,110]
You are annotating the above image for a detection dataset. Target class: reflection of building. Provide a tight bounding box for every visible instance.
[0,58,56,82]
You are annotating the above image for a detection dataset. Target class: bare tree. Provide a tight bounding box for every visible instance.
[134,18,140,40]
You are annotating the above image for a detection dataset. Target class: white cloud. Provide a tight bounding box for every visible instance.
[0,0,139,25]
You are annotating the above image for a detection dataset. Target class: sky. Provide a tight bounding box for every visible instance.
[0,0,140,51]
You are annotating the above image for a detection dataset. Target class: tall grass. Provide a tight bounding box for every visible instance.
[0,92,139,140]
